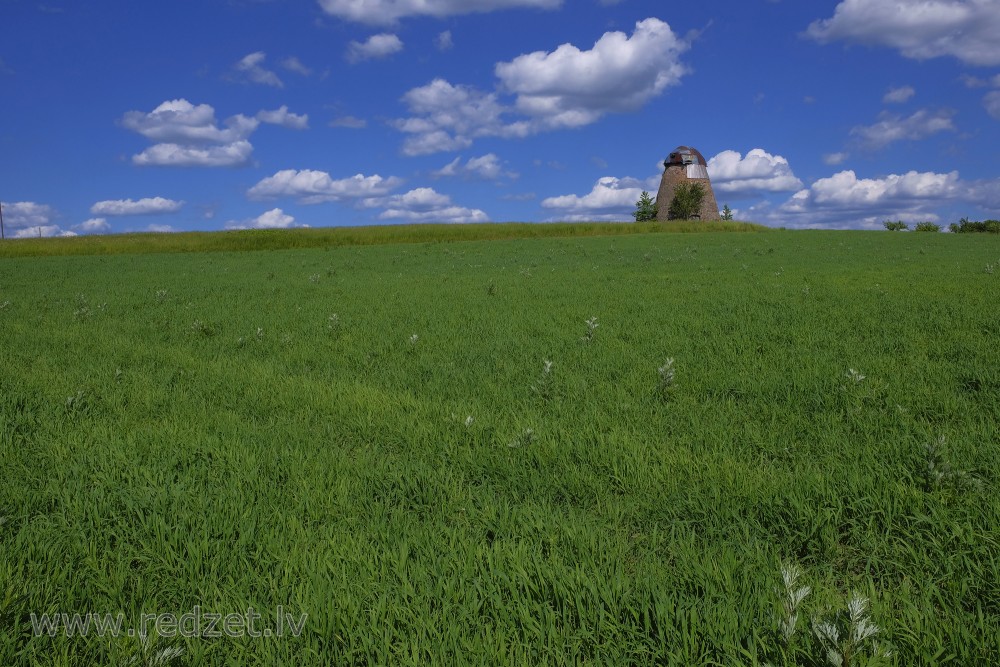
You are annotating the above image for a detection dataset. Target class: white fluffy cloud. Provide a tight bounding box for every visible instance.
[495,18,689,129]
[769,169,967,228]
[707,149,803,196]
[13,225,75,238]
[122,100,258,145]
[394,18,689,154]
[318,0,560,25]
[850,109,956,149]
[433,153,517,180]
[132,141,254,168]
[807,0,1000,66]
[394,79,528,155]
[256,106,309,129]
[1,201,56,228]
[366,187,489,223]
[247,169,403,204]
[541,176,645,220]
[90,197,183,216]
[233,52,283,88]
[122,99,304,167]
[347,33,404,62]
[824,152,849,166]
[74,218,112,234]
[883,85,915,104]
[145,224,178,233]
[225,208,297,230]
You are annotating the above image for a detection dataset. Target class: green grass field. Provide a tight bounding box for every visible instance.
[1,227,999,665]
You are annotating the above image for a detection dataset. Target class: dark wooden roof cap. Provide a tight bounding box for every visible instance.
[665,146,708,167]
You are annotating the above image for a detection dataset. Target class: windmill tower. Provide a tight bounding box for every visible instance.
[655,146,720,221]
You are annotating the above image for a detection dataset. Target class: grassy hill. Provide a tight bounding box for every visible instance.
[0,220,766,258]
[1,228,998,665]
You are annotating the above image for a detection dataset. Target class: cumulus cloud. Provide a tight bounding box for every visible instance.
[145,224,178,233]
[1,201,56,228]
[90,197,183,216]
[256,106,309,129]
[364,187,489,223]
[13,225,75,238]
[767,169,968,228]
[121,99,258,145]
[824,152,849,165]
[248,169,403,204]
[806,0,1000,66]
[883,85,915,104]
[394,18,689,154]
[706,149,803,196]
[122,99,304,167]
[225,208,297,230]
[433,153,517,180]
[318,0,560,25]
[850,109,956,149]
[394,79,528,155]
[74,218,112,234]
[495,18,689,128]
[132,141,255,168]
[347,33,404,62]
[233,51,284,88]
[541,176,646,220]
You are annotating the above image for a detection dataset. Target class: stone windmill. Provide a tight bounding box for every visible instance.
[655,146,720,221]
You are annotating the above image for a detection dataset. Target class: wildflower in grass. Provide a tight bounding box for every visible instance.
[256,327,264,341]
[115,367,123,382]
[126,633,185,667]
[464,415,474,428]
[0,300,11,310]
[508,428,536,448]
[922,435,983,494]
[309,273,321,283]
[409,333,419,345]
[533,360,555,401]
[155,289,168,302]
[658,358,676,396]
[777,563,811,644]
[328,313,341,333]
[581,316,599,343]
[811,594,892,667]
[73,293,91,320]
[844,368,865,384]
[985,263,995,275]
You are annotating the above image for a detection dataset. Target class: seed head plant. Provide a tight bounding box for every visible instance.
[657,358,676,398]
[581,317,599,343]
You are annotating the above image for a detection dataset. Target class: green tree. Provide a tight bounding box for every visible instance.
[632,191,657,222]
[721,204,733,221]
[883,220,908,231]
[914,221,940,232]
[668,182,705,220]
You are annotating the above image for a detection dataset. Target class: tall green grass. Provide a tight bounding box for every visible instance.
[0,220,766,258]
[0,230,998,665]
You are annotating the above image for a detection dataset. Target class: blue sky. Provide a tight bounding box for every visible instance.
[3,0,1000,236]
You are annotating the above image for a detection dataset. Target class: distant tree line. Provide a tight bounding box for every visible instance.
[950,217,1000,233]
[884,218,1000,233]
